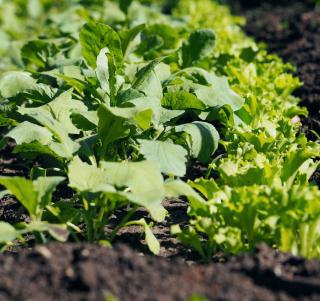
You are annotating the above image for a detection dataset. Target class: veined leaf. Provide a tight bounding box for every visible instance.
[6,121,52,145]
[0,71,36,98]
[79,22,123,70]
[17,89,82,158]
[139,139,188,177]
[194,75,244,111]
[101,161,167,221]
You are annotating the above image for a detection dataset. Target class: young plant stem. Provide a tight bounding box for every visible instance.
[108,205,138,242]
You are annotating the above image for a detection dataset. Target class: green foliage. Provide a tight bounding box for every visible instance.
[0,0,319,261]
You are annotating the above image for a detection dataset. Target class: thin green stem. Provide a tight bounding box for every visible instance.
[108,205,138,242]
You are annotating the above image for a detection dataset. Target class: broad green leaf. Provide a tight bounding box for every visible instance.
[95,47,119,103]
[71,111,98,131]
[136,24,179,58]
[175,68,244,111]
[189,178,220,200]
[98,99,159,156]
[0,71,36,98]
[195,75,244,111]
[98,104,132,158]
[39,89,87,135]
[126,96,161,128]
[18,90,81,158]
[0,177,37,216]
[101,161,167,221]
[68,156,115,193]
[132,59,163,99]
[162,91,206,110]
[33,176,65,209]
[175,121,220,163]
[79,22,123,70]
[6,121,52,145]
[26,221,69,242]
[0,222,18,243]
[12,142,62,159]
[182,29,215,67]
[139,139,188,177]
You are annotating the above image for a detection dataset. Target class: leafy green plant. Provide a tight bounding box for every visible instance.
[0,176,68,246]
[0,0,319,261]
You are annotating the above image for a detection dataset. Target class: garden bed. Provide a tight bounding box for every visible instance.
[0,0,320,300]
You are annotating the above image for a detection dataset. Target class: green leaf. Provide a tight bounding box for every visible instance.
[18,90,82,158]
[182,29,215,67]
[175,121,220,163]
[139,139,188,177]
[0,177,38,216]
[79,22,123,70]
[126,96,162,128]
[0,71,36,98]
[0,176,63,217]
[33,176,65,209]
[136,24,179,58]
[71,111,98,131]
[6,121,52,145]
[21,40,58,69]
[195,74,244,111]
[132,59,163,99]
[68,156,115,193]
[281,148,319,187]
[165,179,208,213]
[162,91,206,110]
[96,47,115,96]
[119,24,146,57]
[98,104,132,158]
[101,161,167,221]
[127,218,160,255]
[171,225,205,258]
[0,222,18,243]
[165,179,204,199]
[188,178,219,200]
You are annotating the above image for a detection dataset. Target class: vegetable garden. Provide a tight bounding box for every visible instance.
[0,0,319,300]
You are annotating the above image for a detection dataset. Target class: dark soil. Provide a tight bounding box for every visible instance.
[1,243,320,301]
[1,1,320,301]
